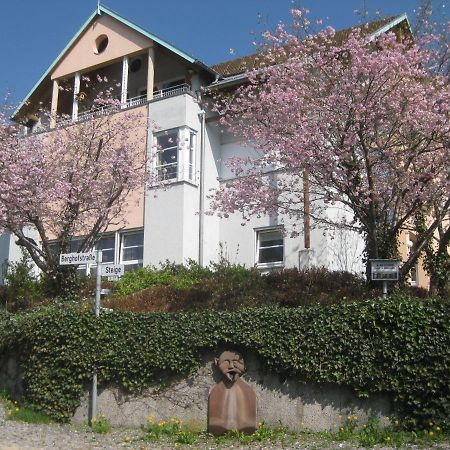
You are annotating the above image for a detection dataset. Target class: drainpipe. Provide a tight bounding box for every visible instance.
[198,109,206,266]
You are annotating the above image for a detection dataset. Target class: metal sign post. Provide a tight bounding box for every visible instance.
[90,249,102,425]
[60,249,102,425]
[370,259,400,298]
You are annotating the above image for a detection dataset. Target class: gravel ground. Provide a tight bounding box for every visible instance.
[1,404,449,450]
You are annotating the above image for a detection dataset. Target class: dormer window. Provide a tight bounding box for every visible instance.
[94,35,109,54]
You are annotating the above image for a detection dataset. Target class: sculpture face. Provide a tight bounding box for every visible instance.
[215,351,245,382]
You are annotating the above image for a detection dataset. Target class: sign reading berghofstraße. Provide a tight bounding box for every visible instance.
[59,252,97,265]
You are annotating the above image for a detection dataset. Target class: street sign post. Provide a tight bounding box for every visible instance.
[370,259,400,298]
[59,249,102,426]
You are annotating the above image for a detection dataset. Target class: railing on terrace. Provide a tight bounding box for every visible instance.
[153,83,192,100]
[53,84,194,130]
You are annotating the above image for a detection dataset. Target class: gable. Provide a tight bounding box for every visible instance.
[52,14,153,80]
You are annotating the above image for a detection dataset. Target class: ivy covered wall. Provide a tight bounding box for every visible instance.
[0,295,449,428]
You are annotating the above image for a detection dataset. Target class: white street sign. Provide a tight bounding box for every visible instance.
[101,264,125,278]
[60,252,97,265]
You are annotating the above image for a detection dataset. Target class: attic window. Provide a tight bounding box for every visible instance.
[95,35,109,54]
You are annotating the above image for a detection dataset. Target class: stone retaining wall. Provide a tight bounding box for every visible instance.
[0,353,23,398]
[73,352,391,431]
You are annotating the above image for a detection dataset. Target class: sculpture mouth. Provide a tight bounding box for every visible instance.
[224,369,241,382]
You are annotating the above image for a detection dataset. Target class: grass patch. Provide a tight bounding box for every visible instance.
[139,416,449,449]
[90,413,111,433]
[0,390,53,425]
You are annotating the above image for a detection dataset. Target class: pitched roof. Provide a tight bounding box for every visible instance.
[13,5,216,119]
[212,14,411,77]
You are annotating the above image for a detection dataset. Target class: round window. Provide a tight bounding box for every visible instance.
[130,58,142,73]
[94,35,109,54]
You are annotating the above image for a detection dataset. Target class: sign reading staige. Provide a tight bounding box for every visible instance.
[60,252,97,265]
[101,264,125,277]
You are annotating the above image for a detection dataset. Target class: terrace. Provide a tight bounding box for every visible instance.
[23,47,199,134]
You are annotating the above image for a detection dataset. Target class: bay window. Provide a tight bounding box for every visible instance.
[153,127,196,183]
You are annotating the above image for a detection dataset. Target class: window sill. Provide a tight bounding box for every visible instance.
[147,179,198,189]
[256,262,284,270]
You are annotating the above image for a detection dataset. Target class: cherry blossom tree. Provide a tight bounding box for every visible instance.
[211,10,450,283]
[410,1,450,294]
[0,92,147,293]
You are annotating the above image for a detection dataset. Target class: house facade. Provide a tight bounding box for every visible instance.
[1,6,422,286]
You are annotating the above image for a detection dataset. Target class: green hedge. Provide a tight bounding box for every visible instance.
[0,295,449,428]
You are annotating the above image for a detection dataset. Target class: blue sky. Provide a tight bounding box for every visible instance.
[0,0,437,104]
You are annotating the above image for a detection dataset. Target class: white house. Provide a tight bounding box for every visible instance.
[0,6,412,283]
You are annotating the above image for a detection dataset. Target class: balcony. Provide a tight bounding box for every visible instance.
[54,84,194,129]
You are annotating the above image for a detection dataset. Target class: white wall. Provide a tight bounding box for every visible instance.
[0,229,40,285]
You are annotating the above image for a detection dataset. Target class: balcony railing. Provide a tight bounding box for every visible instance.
[53,84,194,130]
[153,83,193,100]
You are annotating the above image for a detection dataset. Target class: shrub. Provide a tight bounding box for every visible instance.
[114,260,212,296]
[0,252,44,312]
[264,267,373,306]
[107,265,374,312]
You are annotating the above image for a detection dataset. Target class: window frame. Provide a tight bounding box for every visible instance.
[151,127,197,184]
[255,227,285,268]
[119,230,144,271]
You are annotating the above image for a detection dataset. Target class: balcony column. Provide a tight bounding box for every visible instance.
[72,72,80,122]
[147,46,155,101]
[121,56,129,106]
[50,79,59,128]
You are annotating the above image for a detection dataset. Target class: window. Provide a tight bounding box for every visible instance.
[256,228,284,266]
[46,230,144,276]
[120,232,144,272]
[155,130,179,180]
[188,131,196,182]
[94,35,109,54]
[153,128,197,183]
[95,235,115,264]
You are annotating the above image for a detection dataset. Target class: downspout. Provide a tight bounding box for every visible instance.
[198,109,206,266]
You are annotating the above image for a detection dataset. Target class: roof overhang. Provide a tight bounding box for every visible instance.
[207,13,413,92]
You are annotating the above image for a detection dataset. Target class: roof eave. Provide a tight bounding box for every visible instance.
[209,14,413,91]
[368,13,412,41]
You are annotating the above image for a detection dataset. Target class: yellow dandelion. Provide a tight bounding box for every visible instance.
[92,418,97,423]
[436,426,441,431]
[301,422,305,426]
[363,424,367,428]
[347,416,351,420]
[385,416,390,421]
[340,427,344,431]
[394,419,399,425]
[429,421,434,427]
[353,415,358,421]
[386,436,391,441]
[429,431,434,436]
[15,408,19,412]
[148,415,154,422]
[338,415,342,419]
